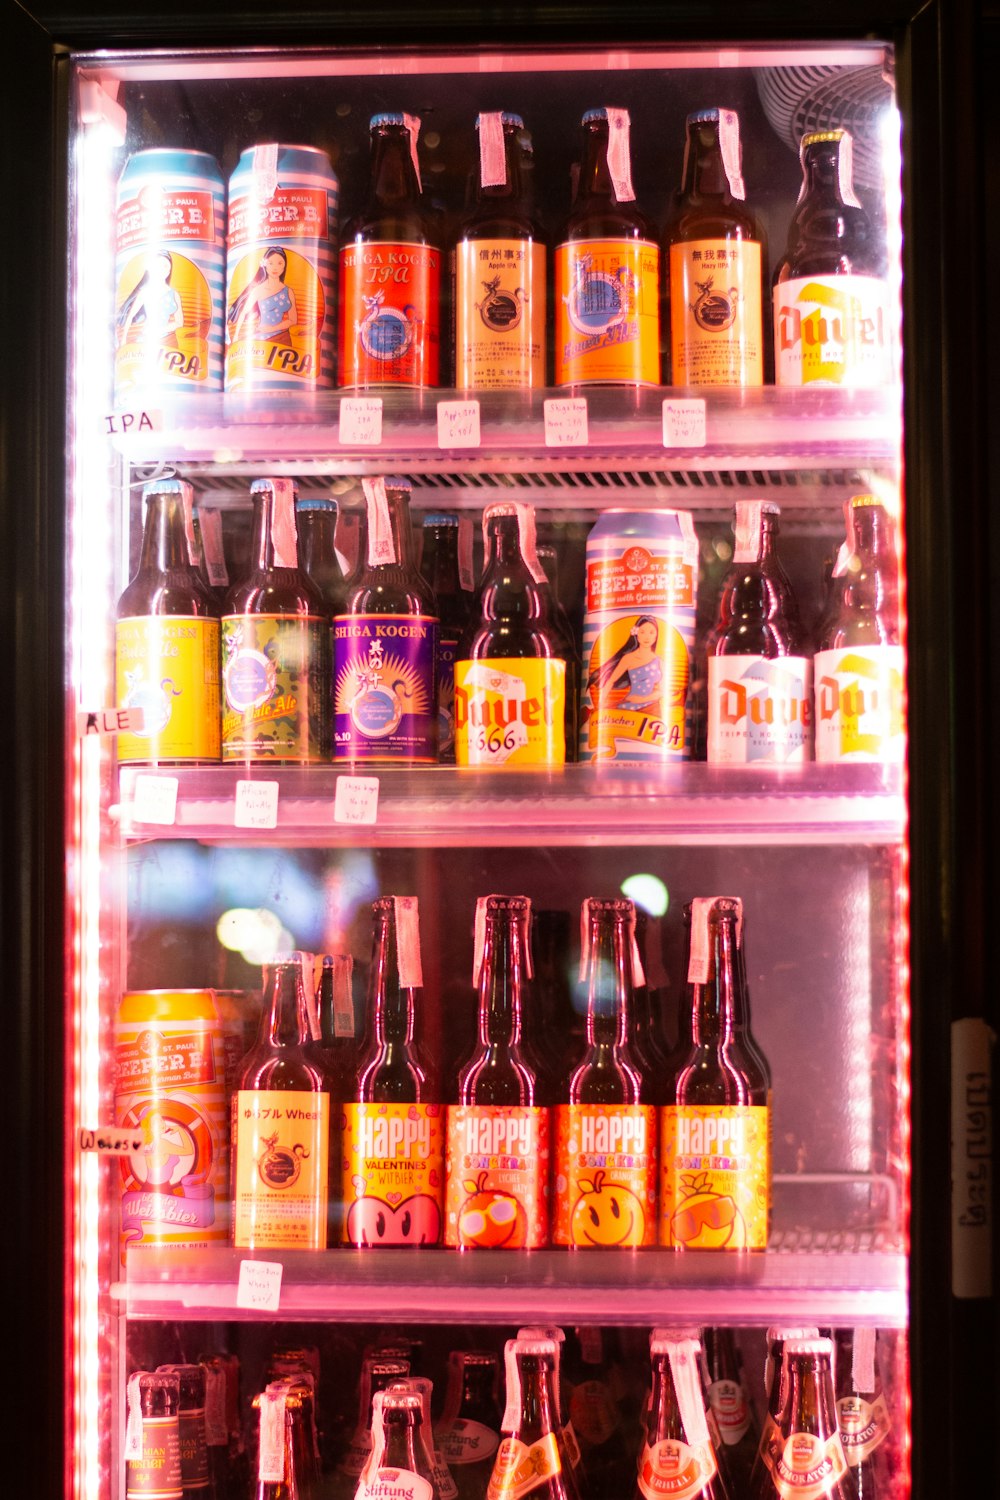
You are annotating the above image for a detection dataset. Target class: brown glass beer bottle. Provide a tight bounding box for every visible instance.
[635,1333,728,1500]
[333,1358,411,1500]
[297,496,350,618]
[421,512,474,764]
[702,1329,760,1499]
[435,1352,504,1500]
[834,1329,893,1500]
[356,1385,442,1500]
[125,1370,184,1500]
[157,1364,215,1500]
[489,1337,580,1500]
[752,1338,856,1500]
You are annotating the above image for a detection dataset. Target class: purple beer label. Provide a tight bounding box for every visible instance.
[334,613,438,762]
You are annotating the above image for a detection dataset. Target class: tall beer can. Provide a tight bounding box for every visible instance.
[225,144,339,395]
[114,149,225,401]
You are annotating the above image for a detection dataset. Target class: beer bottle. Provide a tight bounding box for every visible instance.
[489,1337,580,1500]
[221,477,330,762]
[660,898,771,1250]
[814,494,903,764]
[297,496,350,618]
[773,129,892,388]
[749,1328,821,1500]
[265,1350,323,1476]
[337,499,367,588]
[333,1358,411,1500]
[834,1329,892,1499]
[456,112,546,390]
[339,112,441,389]
[251,1381,315,1500]
[231,952,332,1250]
[666,108,764,387]
[455,502,566,768]
[316,952,357,1091]
[752,1338,855,1500]
[357,1385,441,1500]
[334,476,439,763]
[536,542,580,764]
[555,108,660,386]
[126,1371,184,1500]
[116,478,220,765]
[190,503,230,609]
[421,512,475,763]
[707,500,813,764]
[517,1327,583,1486]
[554,897,657,1248]
[631,910,670,1082]
[702,1329,759,1499]
[343,896,444,1247]
[635,1333,728,1500]
[407,1377,459,1500]
[446,895,550,1247]
[435,1352,503,1500]
[199,1353,247,1500]
[157,1364,215,1500]
[562,1329,632,1498]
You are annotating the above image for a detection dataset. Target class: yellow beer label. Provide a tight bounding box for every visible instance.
[772,1431,850,1500]
[116,616,220,763]
[837,1395,891,1465]
[232,1089,329,1249]
[342,1101,445,1246]
[553,1104,657,1246]
[126,1415,183,1500]
[660,1104,769,1250]
[555,239,660,385]
[487,1433,561,1500]
[637,1438,718,1500]
[457,239,546,389]
[813,646,905,763]
[455,658,566,767]
[774,274,893,388]
[669,239,763,386]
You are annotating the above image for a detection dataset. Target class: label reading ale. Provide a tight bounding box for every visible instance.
[487,1433,561,1500]
[774,275,893,387]
[669,240,763,386]
[813,646,904,763]
[457,239,546,389]
[334,614,438,762]
[126,1415,184,1500]
[836,1395,891,1464]
[454,659,566,767]
[553,1104,657,1246]
[707,655,813,764]
[556,239,660,385]
[771,1432,850,1500]
[445,1105,549,1248]
[660,1105,769,1250]
[707,1379,751,1445]
[222,615,329,761]
[342,1101,444,1246]
[637,1439,718,1500]
[116,616,220,764]
[232,1089,329,1249]
[339,240,441,387]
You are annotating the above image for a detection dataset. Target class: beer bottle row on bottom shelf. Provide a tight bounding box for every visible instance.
[124,1325,901,1500]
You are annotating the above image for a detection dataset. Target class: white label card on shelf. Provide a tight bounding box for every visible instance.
[77,707,145,736]
[103,409,161,437]
[79,1127,144,1156]
[236,1259,283,1312]
[131,774,178,826]
[339,397,383,446]
[234,779,279,830]
[437,400,481,449]
[544,398,588,447]
[334,776,380,825]
[663,399,707,448]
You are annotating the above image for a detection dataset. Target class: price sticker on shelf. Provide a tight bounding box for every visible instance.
[234,779,279,830]
[544,397,589,447]
[77,707,145,737]
[334,776,379,825]
[437,400,481,449]
[131,773,178,826]
[103,409,161,438]
[662,398,707,448]
[339,396,383,446]
[236,1259,283,1312]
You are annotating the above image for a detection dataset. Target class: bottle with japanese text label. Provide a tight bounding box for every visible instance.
[457,112,546,390]
[356,1385,441,1500]
[334,476,439,763]
[455,503,566,768]
[343,896,444,1247]
[635,1333,728,1500]
[231,953,332,1251]
[667,108,764,387]
[814,495,903,764]
[116,478,220,765]
[773,130,892,388]
[340,113,441,389]
[556,108,660,386]
[489,1338,580,1500]
[751,1339,856,1500]
[221,477,330,762]
[157,1364,215,1500]
[554,898,657,1248]
[125,1371,184,1500]
[446,895,550,1248]
[435,1352,504,1500]
[297,496,350,618]
[707,501,813,765]
[702,1329,760,1500]
[660,898,770,1250]
[833,1330,893,1500]
[422,512,475,763]
[333,1358,412,1500]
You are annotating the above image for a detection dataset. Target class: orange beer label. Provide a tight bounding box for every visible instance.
[445,1105,549,1248]
[770,1432,850,1500]
[487,1434,561,1500]
[342,1102,445,1246]
[638,1439,719,1500]
[126,1415,183,1500]
[660,1104,769,1250]
[232,1089,329,1249]
[456,239,546,389]
[555,239,660,384]
[454,658,566,767]
[339,239,440,387]
[669,240,763,386]
[553,1105,657,1246]
[116,616,221,763]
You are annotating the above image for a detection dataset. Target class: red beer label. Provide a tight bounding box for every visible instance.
[445,1106,549,1248]
[339,240,441,386]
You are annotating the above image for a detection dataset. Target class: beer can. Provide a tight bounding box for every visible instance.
[225,144,339,395]
[114,989,231,1258]
[114,149,225,402]
[580,509,699,762]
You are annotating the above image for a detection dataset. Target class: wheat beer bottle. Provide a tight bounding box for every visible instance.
[435,1352,504,1500]
[489,1338,580,1500]
[116,478,220,764]
[297,496,350,618]
[660,898,770,1249]
[702,1330,759,1499]
[422,512,474,763]
[356,1385,442,1500]
[126,1371,184,1500]
[752,1339,856,1500]
[834,1329,892,1500]
[667,108,764,386]
[636,1333,728,1500]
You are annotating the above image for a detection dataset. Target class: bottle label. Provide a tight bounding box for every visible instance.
[487,1433,561,1500]
[813,645,904,763]
[457,240,546,389]
[339,239,441,387]
[176,1408,211,1490]
[707,1379,751,1445]
[445,1106,550,1248]
[553,1104,658,1247]
[669,240,763,386]
[358,1468,435,1500]
[232,1089,329,1249]
[836,1395,891,1464]
[637,1439,718,1500]
[774,275,894,388]
[707,656,814,765]
[116,617,221,763]
[770,1431,851,1500]
[334,614,438,762]
[555,239,660,385]
[454,659,566,767]
[438,631,459,763]
[437,1419,500,1465]
[342,1101,445,1246]
[568,1380,618,1446]
[222,614,330,761]
[126,1415,184,1500]
[660,1104,770,1250]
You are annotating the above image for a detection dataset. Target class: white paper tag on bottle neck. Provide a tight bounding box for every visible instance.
[330,954,355,1038]
[473,897,489,987]
[668,1343,710,1447]
[440,1353,464,1426]
[362,478,397,566]
[605,108,635,202]
[479,111,507,188]
[832,501,854,577]
[258,1386,287,1484]
[458,517,476,591]
[300,952,322,1041]
[197,506,229,586]
[365,1394,388,1480]
[678,508,700,571]
[394,896,423,990]
[579,1327,603,1365]
[483,502,545,584]
[838,132,861,209]
[124,1373,145,1461]
[269,479,299,568]
[174,481,198,567]
[733,501,766,564]
[501,1342,521,1433]
[203,1368,228,1447]
[719,109,746,201]
[688,899,714,985]
[629,910,646,989]
[336,511,362,576]
[579,899,592,984]
[851,1328,877,1394]
[253,144,279,205]
[403,114,423,192]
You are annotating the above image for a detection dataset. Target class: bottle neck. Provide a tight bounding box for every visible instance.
[577,120,616,201]
[476,124,526,202]
[690,915,743,1047]
[681,120,731,199]
[368,912,413,1048]
[368,127,422,209]
[139,495,193,573]
[583,912,633,1050]
[515,1357,559,1443]
[801,144,850,207]
[423,526,461,591]
[297,511,339,573]
[259,963,311,1049]
[483,514,530,577]
[382,1412,425,1475]
[249,491,298,572]
[478,910,527,1047]
[647,1356,684,1444]
[783,1359,838,1439]
[366,491,417,572]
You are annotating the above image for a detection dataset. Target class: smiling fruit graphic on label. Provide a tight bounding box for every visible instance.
[457,1172,528,1248]
[667,1170,747,1250]
[569,1170,646,1247]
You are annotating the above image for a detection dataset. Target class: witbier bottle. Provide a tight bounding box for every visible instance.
[488,1338,580,1500]
[752,1339,856,1500]
[635,1333,728,1500]
[435,1352,503,1500]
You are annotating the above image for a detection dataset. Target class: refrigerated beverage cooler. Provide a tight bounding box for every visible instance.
[6,7,996,1500]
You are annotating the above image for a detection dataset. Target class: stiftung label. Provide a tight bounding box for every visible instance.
[707,655,813,764]
[637,1439,718,1500]
[660,1105,769,1250]
[334,614,438,763]
[454,659,566,767]
[774,275,893,388]
[555,239,660,385]
[445,1106,550,1248]
[553,1105,657,1247]
[222,615,330,761]
[339,240,441,387]
[457,240,546,389]
[232,1089,329,1249]
[116,617,220,763]
[437,1420,500,1466]
[487,1434,561,1500]
[669,240,763,386]
[342,1102,444,1246]
[358,1468,434,1500]
[813,646,904,763]
[837,1395,891,1465]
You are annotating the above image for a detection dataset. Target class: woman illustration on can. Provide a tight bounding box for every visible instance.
[116,250,183,348]
[588,615,664,708]
[227,245,298,344]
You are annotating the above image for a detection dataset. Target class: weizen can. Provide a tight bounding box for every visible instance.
[580,509,699,762]
[114,989,231,1260]
[225,145,339,395]
[115,150,225,402]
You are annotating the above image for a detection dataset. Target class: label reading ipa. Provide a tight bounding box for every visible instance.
[334,614,438,762]
[116,616,220,763]
[669,240,763,386]
[773,275,893,387]
[456,239,546,389]
[556,239,660,385]
[660,1104,769,1250]
[445,1106,549,1248]
[342,1102,445,1246]
[813,646,904,763]
[339,241,441,387]
[454,659,566,767]
[232,1089,329,1249]
[553,1105,657,1246]
[707,656,813,764]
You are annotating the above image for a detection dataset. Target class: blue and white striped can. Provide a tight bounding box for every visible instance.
[225,144,339,395]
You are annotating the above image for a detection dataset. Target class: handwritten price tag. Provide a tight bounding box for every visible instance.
[79,1127,144,1156]
[103,409,161,437]
[437,400,481,449]
[131,774,178,826]
[77,707,145,736]
[234,779,279,830]
[334,776,379,826]
[543,398,588,447]
[339,397,383,446]
[662,398,707,448]
[236,1259,283,1312]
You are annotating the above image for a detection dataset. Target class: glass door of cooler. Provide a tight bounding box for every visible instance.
[65,38,910,1500]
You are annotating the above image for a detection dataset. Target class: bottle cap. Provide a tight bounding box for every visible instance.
[687,107,725,124]
[850,493,882,509]
[295,497,337,512]
[141,476,189,497]
[423,512,460,527]
[383,475,413,492]
[476,111,524,128]
[782,1338,834,1358]
[581,107,614,123]
[370,112,407,128]
[801,128,849,148]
